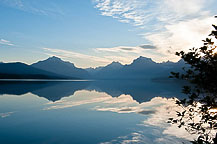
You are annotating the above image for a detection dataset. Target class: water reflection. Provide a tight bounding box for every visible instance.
[0,80,193,144]
[0,80,185,103]
[0,112,14,118]
[0,81,90,101]
[96,97,197,144]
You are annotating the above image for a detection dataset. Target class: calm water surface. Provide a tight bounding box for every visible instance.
[0,80,194,144]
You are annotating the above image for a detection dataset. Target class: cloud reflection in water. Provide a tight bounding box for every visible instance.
[0,81,200,143]
[44,89,197,143]
[0,112,14,118]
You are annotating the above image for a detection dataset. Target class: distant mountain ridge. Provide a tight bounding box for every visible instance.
[0,62,68,79]
[32,56,89,79]
[88,56,185,79]
[0,56,185,80]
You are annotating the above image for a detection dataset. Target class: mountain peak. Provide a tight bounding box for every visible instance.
[107,61,123,67]
[110,61,122,65]
[32,56,77,68]
[31,56,89,78]
[102,61,123,70]
[47,56,62,61]
[138,56,152,61]
[132,56,154,64]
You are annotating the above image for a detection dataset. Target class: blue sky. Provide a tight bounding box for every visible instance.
[0,0,217,68]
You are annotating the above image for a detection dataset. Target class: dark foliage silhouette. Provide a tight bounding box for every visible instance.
[169,17,217,144]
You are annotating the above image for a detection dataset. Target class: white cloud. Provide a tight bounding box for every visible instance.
[94,0,152,27]
[43,47,109,63]
[146,17,217,62]
[94,0,217,62]
[94,44,159,64]
[95,44,155,53]
[103,55,134,64]
[43,47,113,67]
[0,0,64,16]
[43,47,158,67]
[0,39,14,46]
[163,0,207,16]
[94,0,211,27]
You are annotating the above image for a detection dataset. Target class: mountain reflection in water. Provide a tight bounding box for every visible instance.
[0,80,194,144]
[0,80,185,103]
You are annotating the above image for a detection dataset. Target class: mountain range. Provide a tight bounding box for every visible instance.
[0,56,185,80]
[87,56,185,79]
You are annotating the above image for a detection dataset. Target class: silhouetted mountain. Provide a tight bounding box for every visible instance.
[121,56,162,79]
[88,61,124,79]
[0,62,67,79]
[105,61,123,69]
[0,56,185,80]
[85,66,103,74]
[88,56,185,79]
[32,56,89,79]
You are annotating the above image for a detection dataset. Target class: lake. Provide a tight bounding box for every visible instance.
[0,80,196,144]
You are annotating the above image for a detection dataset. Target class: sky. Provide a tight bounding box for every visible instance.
[0,0,217,68]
